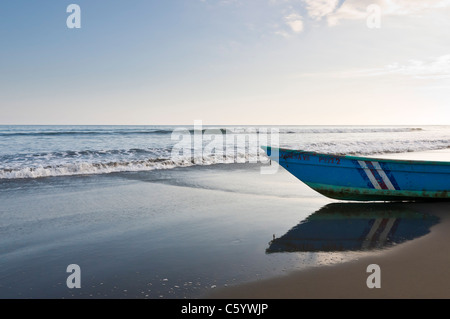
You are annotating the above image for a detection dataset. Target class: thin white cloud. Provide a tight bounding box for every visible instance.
[327,0,450,26]
[337,55,450,80]
[285,13,304,33]
[290,55,450,82]
[273,30,292,38]
[303,0,340,20]
[272,11,305,38]
[383,0,450,15]
[384,55,450,79]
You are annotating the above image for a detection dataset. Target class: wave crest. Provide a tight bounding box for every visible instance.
[0,126,424,137]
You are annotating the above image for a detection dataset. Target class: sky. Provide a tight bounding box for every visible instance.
[1,0,449,125]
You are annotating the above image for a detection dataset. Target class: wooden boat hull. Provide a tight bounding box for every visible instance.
[262,146,450,201]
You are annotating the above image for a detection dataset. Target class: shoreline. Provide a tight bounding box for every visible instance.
[1,148,448,299]
[205,201,450,299]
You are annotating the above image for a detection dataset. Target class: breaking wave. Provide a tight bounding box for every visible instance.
[0,126,423,137]
[0,153,263,179]
[0,125,448,180]
[0,138,449,179]
[289,139,450,156]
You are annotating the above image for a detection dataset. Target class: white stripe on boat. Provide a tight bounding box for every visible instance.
[358,160,382,189]
[372,162,396,191]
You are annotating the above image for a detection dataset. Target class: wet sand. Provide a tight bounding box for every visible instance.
[0,163,332,299]
[206,201,450,299]
[1,149,448,299]
[207,149,450,299]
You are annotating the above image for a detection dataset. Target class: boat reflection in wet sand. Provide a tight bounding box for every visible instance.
[267,203,440,253]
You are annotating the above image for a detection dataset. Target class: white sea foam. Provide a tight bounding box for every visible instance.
[287,139,450,156]
[0,125,448,179]
[0,153,264,179]
[0,126,423,137]
[1,139,449,179]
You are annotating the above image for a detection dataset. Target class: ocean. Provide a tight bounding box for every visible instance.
[1,125,449,179]
[1,125,449,299]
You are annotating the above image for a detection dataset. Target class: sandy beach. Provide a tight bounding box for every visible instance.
[206,201,450,299]
[204,149,450,299]
[1,147,449,299]
[0,163,332,299]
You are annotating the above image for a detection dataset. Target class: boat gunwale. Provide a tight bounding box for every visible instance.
[263,146,450,166]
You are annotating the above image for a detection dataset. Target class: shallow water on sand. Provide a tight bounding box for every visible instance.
[0,162,442,299]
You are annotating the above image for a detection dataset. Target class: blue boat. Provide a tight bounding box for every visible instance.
[262,146,450,201]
